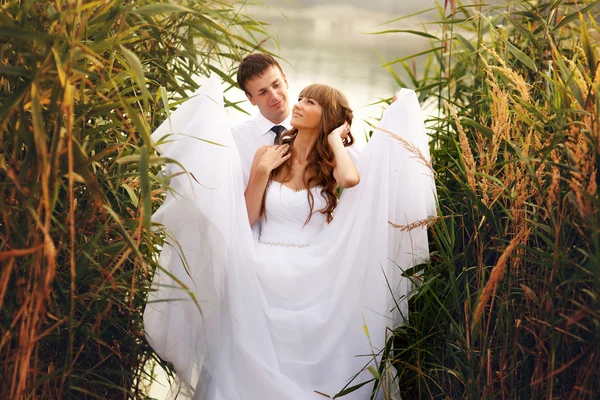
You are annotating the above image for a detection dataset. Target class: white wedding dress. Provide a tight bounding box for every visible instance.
[144,76,436,400]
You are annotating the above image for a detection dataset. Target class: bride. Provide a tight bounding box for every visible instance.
[144,76,436,399]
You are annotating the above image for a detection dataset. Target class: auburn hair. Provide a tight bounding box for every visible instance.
[264,84,354,224]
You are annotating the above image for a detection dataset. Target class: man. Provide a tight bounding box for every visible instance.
[232,54,292,186]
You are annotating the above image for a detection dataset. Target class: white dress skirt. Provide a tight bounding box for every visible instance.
[144,76,437,400]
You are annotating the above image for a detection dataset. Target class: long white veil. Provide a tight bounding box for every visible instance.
[144,76,437,399]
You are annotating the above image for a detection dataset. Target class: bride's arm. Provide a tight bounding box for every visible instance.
[328,123,360,188]
[245,144,291,226]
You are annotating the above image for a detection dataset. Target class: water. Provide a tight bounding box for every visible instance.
[227,2,435,145]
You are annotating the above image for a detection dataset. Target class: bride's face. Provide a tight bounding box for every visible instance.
[291,96,323,131]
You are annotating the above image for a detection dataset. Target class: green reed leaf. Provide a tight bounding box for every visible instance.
[367,29,440,40]
[553,0,600,30]
[505,40,538,72]
[381,46,444,67]
[135,3,194,15]
[119,45,149,107]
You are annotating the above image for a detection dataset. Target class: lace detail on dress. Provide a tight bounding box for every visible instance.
[272,181,323,193]
[258,240,309,248]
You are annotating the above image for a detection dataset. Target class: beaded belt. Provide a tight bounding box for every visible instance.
[259,240,309,248]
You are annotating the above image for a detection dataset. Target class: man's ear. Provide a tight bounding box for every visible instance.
[246,92,257,106]
[282,72,289,88]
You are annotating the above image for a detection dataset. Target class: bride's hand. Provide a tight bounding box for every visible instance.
[259,144,291,172]
[328,122,350,141]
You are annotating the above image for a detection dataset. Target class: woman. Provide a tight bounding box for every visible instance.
[246,84,358,233]
[145,77,436,400]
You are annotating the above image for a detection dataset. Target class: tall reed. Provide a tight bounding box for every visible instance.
[377,0,600,398]
[0,1,269,398]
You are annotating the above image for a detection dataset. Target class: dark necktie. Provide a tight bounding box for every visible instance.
[271,125,286,144]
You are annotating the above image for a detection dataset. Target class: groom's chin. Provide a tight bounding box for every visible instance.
[272,101,288,115]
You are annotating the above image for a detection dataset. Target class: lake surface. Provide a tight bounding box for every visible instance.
[227,2,435,145]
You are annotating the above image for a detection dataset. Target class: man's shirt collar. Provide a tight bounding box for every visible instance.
[254,112,292,136]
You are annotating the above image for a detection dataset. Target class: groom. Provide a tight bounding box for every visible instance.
[232,54,292,186]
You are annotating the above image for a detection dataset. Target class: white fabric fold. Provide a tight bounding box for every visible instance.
[144,76,436,400]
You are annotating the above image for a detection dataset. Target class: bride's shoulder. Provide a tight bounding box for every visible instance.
[256,145,270,155]
[251,145,270,161]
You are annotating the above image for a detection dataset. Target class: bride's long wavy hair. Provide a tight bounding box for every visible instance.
[263,84,354,224]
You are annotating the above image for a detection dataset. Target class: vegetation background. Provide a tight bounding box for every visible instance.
[1,0,599,399]
[381,0,600,399]
[0,0,268,398]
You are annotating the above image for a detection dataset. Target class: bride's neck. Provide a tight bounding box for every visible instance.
[293,129,319,162]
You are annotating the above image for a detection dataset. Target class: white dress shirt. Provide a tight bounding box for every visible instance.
[231,112,292,187]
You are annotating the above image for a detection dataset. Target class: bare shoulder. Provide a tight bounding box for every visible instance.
[251,145,270,164]
[249,145,270,172]
[255,145,270,157]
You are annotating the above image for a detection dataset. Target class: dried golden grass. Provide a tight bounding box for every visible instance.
[388,1,600,399]
[484,48,531,102]
[375,126,435,173]
[389,216,440,231]
[472,227,530,329]
[448,105,477,193]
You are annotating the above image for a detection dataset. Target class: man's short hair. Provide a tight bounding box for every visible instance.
[237,53,283,94]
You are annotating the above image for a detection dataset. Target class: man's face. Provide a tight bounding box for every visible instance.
[244,66,289,124]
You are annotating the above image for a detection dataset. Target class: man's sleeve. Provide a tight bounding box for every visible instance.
[230,121,254,187]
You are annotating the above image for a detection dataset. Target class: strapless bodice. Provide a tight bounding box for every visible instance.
[259,182,327,247]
